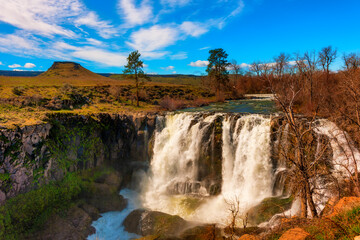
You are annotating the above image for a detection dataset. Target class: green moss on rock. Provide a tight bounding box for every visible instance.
[247,196,293,225]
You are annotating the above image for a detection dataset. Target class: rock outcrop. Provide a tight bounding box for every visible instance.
[0,113,158,205]
[278,228,310,240]
[123,209,189,238]
[326,197,360,218]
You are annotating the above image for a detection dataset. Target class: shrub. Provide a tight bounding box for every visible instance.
[159,96,186,111]
[12,87,25,96]
[108,85,122,101]
[193,98,210,107]
[138,89,149,101]
[0,173,84,239]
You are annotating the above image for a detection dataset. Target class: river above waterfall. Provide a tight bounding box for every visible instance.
[179,95,277,114]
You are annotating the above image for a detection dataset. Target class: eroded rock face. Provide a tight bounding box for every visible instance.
[0,113,158,205]
[0,124,51,202]
[123,209,189,237]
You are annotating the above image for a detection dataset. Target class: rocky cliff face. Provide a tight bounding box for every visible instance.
[0,112,158,205]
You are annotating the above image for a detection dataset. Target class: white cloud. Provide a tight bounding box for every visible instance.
[127,25,179,51]
[117,0,153,26]
[172,71,177,74]
[0,61,3,65]
[72,47,127,66]
[0,34,35,51]
[53,42,80,51]
[170,52,188,60]
[161,66,175,71]
[75,12,117,39]
[143,63,149,68]
[0,0,82,37]
[8,64,21,68]
[180,21,208,37]
[12,69,24,71]
[24,63,36,68]
[85,38,103,46]
[189,60,209,67]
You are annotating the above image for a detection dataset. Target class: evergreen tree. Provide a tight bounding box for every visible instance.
[123,50,149,107]
[206,48,230,96]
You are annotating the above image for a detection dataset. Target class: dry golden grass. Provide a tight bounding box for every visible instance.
[0,102,161,128]
[0,76,182,87]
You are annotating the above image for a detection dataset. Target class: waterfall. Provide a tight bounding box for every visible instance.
[315,119,360,175]
[142,113,274,224]
[142,113,219,217]
[221,114,273,205]
[194,114,273,223]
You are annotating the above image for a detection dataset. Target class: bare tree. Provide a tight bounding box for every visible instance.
[295,51,319,104]
[250,61,263,77]
[343,53,360,72]
[268,70,330,218]
[273,53,291,79]
[224,196,249,239]
[318,46,337,81]
[229,59,242,86]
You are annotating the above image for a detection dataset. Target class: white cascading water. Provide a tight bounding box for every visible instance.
[194,114,273,223]
[88,113,360,240]
[142,113,218,217]
[142,113,274,224]
[221,114,273,204]
[315,119,360,175]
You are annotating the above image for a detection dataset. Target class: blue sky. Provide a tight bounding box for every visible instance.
[0,0,359,74]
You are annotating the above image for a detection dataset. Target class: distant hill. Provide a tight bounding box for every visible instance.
[0,70,43,77]
[39,61,106,79]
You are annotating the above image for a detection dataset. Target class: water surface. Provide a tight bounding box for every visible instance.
[180,97,277,114]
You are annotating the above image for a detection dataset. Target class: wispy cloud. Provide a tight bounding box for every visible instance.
[170,52,188,60]
[189,60,209,67]
[75,12,117,39]
[0,0,82,37]
[0,0,247,68]
[0,33,40,56]
[214,0,245,29]
[117,0,153,26]
[180,21,208,37]
[161,0,191,7]
[127,25,179,52]
[71,47,127,67]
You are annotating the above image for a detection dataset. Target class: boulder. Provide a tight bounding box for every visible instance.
[180,224,223,240]
[123,209,189,237]
[26,206,96,240]
[327,197,360,218]
[278,228,310,240]
[247,196,293,225]
[238,234,260,240]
